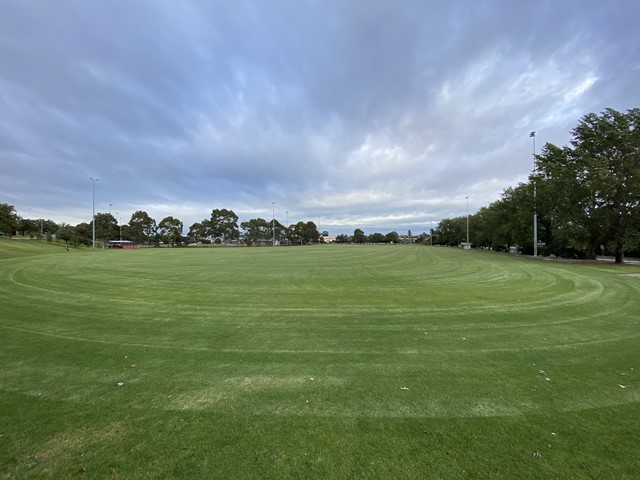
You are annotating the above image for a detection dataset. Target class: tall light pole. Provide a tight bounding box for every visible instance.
[272,202,276,246]
[465,196,469,247]
[530,131,537,257]
[286,211,288,227]
[90,177,99,248]
[116,211,121,241]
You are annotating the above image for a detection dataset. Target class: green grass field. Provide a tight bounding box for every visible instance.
[1,239,639,479]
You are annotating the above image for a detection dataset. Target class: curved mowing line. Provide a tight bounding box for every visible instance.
[2,322,638,355]
[1,258,613,316]
[2,246,639,423]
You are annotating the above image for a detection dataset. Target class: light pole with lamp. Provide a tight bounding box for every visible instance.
[115,211,122,241]
[90,177,99,248]
[465,196,470,249]
[530,131,537,257]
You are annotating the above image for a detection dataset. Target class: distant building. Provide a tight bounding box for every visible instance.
[107,240,137,249]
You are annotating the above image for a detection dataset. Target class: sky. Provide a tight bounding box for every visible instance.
[1,1,639,235]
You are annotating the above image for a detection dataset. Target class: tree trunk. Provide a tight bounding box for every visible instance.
[615,245,624,264]
[586,239,597,260]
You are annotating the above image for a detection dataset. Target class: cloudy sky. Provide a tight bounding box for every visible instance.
[1,1,639,235]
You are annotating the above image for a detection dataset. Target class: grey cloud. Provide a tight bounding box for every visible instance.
[1,1,639,233]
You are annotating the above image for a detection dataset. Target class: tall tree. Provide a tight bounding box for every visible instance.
[56,223,75,245]
[208,209,239,241]
[536,108,640,262]
[433,217,466,246]
[386,231,400,244]
[158,216,183,247]
[92,213,118,243]
[0,203,20,237]
[74,222,92,246]
[241,218,271,244]
[128,211,157,245]
[304,221,320,244]
[19,218,40,238]
[352,228,366,244]
[287,221,319,245]
[188,221,210,243]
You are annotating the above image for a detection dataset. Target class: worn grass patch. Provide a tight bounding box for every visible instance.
[1,238,639,478]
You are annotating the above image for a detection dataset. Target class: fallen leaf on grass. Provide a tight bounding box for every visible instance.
[130,364,137,368]
[117,382,124,387]
[400,387,409,391]
[618,384,627,389]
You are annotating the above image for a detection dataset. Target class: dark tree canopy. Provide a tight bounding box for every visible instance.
[536,108,640,262]
[129,211,157,245]
[433,108,640,262]
[209,209,239,240]
[0,203,20,236]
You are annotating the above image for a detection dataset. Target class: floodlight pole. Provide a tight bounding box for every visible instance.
[465,196,470,246]
[272,202,276,246]
[90,177,99,248]
[531,131,538,257]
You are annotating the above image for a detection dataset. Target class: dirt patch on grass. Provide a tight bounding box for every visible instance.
[39,421,122,459]
[14,421,124,478]
[170,375,344,411]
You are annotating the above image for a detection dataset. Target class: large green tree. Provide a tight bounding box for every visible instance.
[288,221,320,245]
[92,213,118,244]
[19,218,40,238]
[158,216,183,247]
[241,218,272,244]
[536,108,640,263]
[352,228,366,244]
[188,221,210,243]
[0,203,20,236]
[74,222,92,246]
[385,231,400,244]
[128,211,157,245]
[433,217,466,246]
[208,209,239,241]
[56,223,75,245]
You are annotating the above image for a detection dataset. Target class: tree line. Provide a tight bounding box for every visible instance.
[1,203,423,248]
[432,108,640,263]
[0,207,318,247]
